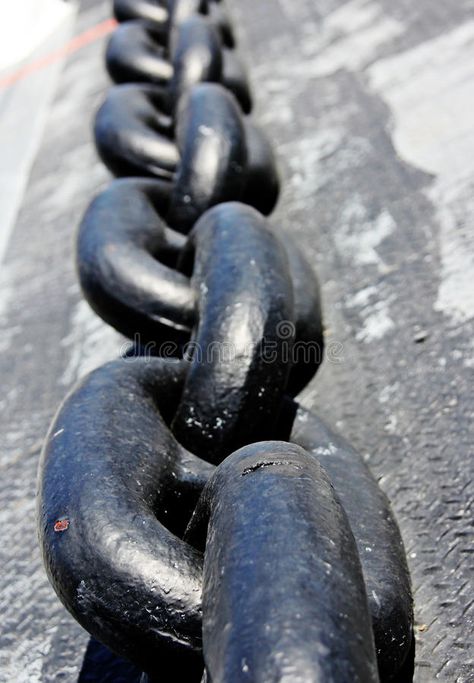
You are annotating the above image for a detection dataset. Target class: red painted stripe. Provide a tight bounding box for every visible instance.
[0,17,117,90]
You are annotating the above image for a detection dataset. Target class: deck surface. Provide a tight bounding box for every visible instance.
[0,0,472,680]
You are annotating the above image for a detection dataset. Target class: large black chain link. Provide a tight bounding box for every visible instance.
[37,1,413,681]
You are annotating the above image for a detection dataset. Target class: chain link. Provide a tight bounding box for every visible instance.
[37,1,413,681]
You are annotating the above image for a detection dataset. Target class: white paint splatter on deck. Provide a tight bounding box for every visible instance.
[347,286,395,343]
[261,0,404,83]
[335,201,396,268]
[297,0,403,77]
[368,21,474,325]
[257,3,474,337]
[253,1,405,343]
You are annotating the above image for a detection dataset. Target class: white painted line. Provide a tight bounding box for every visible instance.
[0,0,76,265]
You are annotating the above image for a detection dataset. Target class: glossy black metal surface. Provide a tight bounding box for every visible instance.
[169,0,204,31]
[77,185,323,393]
[186,441,380,683]
[206,0,234,48]
[221,48,252,114]
[168,15,222,105]
[94,83,178,179]
[167,84,247,232]
[112,0,232,44]
[171,0,234,47]
[279,232,324,394]
[94,83,277,215]
[106,21,173,85]
[79,638,142,683]
[290,402,413,679]
[77,178,194,348]
[38,357,411,680]
[37,358,210,679]
[105,17,250,111]
[114,0,168,27]
[242,120,280,216]
[172,202,294,460]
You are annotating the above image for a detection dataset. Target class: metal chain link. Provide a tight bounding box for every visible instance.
[37,1,413,681]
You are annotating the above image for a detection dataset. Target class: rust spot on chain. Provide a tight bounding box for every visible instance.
[54,519,70,533]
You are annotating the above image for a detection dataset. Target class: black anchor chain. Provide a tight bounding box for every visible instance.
[106,13,251,111]
[37,1,413,681]
[94,82,278,214]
